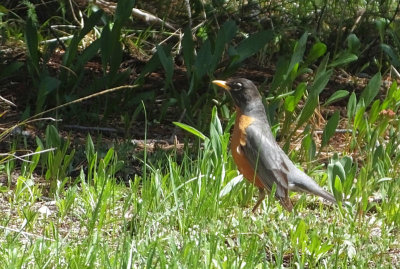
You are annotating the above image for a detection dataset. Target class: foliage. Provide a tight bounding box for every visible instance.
[1,0,400,267]
[2,96,400,266]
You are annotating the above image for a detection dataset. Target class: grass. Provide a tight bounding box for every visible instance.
[1,0,400,267]
[1,102,400,268]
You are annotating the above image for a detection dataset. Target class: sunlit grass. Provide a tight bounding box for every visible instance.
[1,95,400,267]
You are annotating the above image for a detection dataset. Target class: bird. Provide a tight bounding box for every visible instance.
[212,78,336,212]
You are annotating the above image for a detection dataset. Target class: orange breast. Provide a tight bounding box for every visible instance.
[231,108,265,189]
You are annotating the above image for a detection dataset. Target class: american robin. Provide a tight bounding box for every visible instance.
[212,78,336,212]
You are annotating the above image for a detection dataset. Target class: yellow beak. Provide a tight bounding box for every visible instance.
[212,80,231,91]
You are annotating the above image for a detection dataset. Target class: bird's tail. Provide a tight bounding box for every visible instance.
[289,169,337,204]
[312,186,336,204]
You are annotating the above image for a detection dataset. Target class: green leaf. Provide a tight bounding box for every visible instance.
[157,45,174,85]
[333,176,343,199]
[45,125,61,149]
[0,5,9,13]
[375,18,387,41]
[0,62,24,80]
[324,90,349,106]
[76,39,101,70]
[109,40,123,78]
[381,44,400,68]
[305,42,327,64]
[347,34,360,54]
[327,154,346,193]
[213,20,237,69]
[29,147,42,175]
[347,92,357,119]
[284,82,306,112]
[114,0,135,25]
[297,70,332,128]
[311,69,333,97]
[286,32,308,77]
[321,111,340,148]
[302,133,316,160]
[369,99,381,124]
[173,122,206,140]
[194,39,212,79]
[136,52,162,81]
[291,219,308,247]
[63,10,103,67]
[228,29,274,69]
[182,26,195,75]
[359,72,381,107]
[25,17,39,73]
[85,134,95,162]
[297,98,318,129]
[35,76,61,114]
[103,148,114,167]
[269,57,289,93]
[328,52,358,68]
[314,53,330,81]
[211,106,223,136]
[353,105,366,131]
[100,24,112,71]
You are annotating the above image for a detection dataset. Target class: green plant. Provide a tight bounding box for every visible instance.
[380,18,400,71]
[35,125,75,195]
[156,20,274,125]
[262,33,358,158]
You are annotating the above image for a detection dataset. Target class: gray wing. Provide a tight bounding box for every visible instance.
[241,120,293,210]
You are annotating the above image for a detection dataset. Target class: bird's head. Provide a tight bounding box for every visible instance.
[212,78,262,112]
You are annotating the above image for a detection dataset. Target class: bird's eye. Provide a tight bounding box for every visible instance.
[232,82,242,90]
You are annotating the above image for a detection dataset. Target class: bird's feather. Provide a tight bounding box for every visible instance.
[241,119,293,210]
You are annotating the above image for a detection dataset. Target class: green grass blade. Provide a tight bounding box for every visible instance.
[321,110,340,149]
[328,52,358,68]
[359,72,382,107]
[286,32,308,76]
[229,29,274,70]
[173,122,207,141]
[182,26,195,76]
[305,42,327,64]
[25,18,39,74]
[296,69,332,128]
[156,45,174,85]
[324,90,349,106]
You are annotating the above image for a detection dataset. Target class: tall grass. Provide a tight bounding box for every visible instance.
[1,92,400,267]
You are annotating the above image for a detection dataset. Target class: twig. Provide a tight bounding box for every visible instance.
[0,85,138,142]
[0,225,55,242]
[0,153,33,163]
[63,124,119,133]
[68,0,82,27]
[94,0,176,30]
[48,25,67,51]
[40,35,74,45]
[0,148,57,163]
[0,95,16,107]
[150,28,182,53]
[296,128,354,134]
[19,148,57,158]
[349,8,366,34]
[391,65,400,79]
[33,85,138,119]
